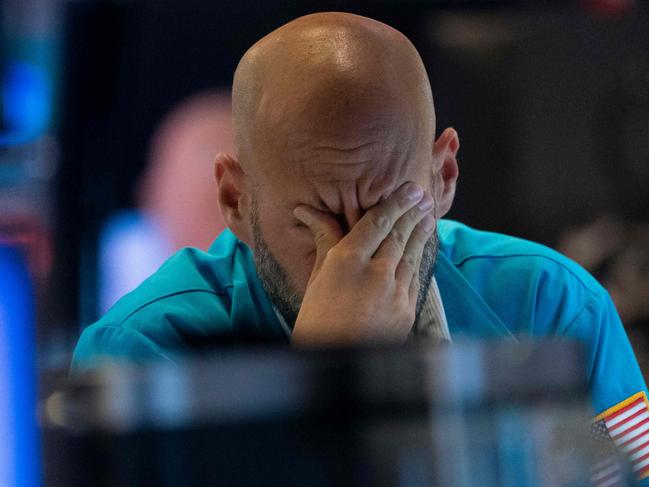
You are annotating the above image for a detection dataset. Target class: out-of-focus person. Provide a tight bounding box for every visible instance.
[98,90,229,313]
[137,90,230,251]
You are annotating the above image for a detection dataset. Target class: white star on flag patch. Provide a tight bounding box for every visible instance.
[592,391,649,484]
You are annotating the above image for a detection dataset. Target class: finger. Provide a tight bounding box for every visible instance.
[404,213,435,290]
[407,223,429,305]
[340,181,424,258]
[408,269,420,307]
[373,193,433,264]
[294,205,344,270]
[396,213,435,288]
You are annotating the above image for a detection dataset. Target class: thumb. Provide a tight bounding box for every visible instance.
[293,206,343,269]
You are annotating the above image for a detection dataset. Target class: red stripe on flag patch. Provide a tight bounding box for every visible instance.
[594,392,649,482]
[590,457,623,487]
[606,398,645,422]
[610,407,648,435]
[617,418,649,448]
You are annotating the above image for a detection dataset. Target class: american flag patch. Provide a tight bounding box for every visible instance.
[593,391,649,483]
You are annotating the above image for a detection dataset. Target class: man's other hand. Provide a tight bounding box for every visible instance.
[291,181,434,346]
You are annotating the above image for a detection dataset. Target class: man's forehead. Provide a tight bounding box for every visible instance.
[283,124,406,167]
[257,135,429,215]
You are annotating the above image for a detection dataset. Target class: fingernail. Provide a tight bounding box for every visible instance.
[417,195,433,211]
[406,182,423,201]
[422,214,435,233]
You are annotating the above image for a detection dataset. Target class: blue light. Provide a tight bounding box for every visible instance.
[99,210,173,314]
[0,246,39,487]
[0,61,51,146]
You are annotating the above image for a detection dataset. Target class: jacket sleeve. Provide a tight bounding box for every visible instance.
[563,290,646,414]
[70,324,176,375]
[563,290,649,485]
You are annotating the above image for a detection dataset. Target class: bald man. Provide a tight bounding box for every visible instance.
[72,14,648,480]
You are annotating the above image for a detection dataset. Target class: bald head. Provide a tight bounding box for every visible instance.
[232,12,435,174]
[218,13,458,319]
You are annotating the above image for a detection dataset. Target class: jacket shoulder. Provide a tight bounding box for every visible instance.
[437,220,605,336]
[71,231,244,371]
[439,220,602,291]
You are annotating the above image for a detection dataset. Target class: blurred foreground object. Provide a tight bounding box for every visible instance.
[0,0,59,330]
[42,342,633,487]
[0,246,39,487]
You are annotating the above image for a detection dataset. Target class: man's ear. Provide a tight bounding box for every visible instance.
[432,127,460,219]
[214,152,253,246]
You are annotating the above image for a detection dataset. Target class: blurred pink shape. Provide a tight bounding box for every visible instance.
[137,90,231,251]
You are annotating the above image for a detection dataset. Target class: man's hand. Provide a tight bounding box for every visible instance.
[291,182,435,346]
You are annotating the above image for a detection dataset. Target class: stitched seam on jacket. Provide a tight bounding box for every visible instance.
[558,290,604,388]
[94,325,177,365]
[118,288,230,327]
[560,290,604,338]
[454,253,600,296]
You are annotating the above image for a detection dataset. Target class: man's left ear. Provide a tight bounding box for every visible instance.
[432,127,460,218]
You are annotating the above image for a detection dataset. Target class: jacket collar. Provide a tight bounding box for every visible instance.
[434,251,517,341]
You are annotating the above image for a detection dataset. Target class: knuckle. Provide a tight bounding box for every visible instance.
[368,211,391,233]
[388,227,408,247]
[401,253,418,272]
[372,257,393,276]
[331,246,363,262]
[408,206,424,223]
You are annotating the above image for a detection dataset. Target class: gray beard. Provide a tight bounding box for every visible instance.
[250,198,439,330]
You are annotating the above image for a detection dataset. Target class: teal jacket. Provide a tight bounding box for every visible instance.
[72,220,648,431]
